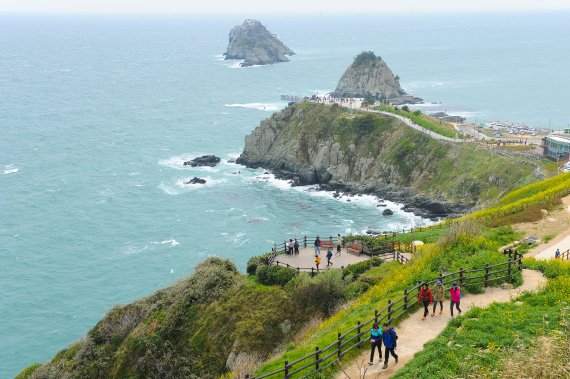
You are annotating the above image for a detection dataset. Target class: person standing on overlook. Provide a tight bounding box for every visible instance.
[294,238,300,255]
[336,233,343,256]
[418,283,433,321]
[315,255,321,271]
[314,236,321,255]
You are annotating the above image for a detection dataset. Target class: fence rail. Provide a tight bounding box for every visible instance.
[246,249,523,379]
[560,248,570,260]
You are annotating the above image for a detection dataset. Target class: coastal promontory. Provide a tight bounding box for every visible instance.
[224,19,295,67]
[331,51,406,99]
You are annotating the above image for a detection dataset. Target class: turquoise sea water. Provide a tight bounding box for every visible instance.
[1,13,569,377]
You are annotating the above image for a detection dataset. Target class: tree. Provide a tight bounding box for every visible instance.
[402,105,410,112]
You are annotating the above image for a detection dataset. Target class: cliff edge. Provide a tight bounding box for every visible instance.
[224,19,295,67]
[237,102,543,218]
[331,51,405,99]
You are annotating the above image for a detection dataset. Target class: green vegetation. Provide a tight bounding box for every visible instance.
[14,364,41,379]
[254,224,522,377]
[255,265,296,286]
[352,51,381,66]
[376,104,460,138]
[392,258,570,379]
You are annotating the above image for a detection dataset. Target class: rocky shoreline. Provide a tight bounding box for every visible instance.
[262,167,465,219]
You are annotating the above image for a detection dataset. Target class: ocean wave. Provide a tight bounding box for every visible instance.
[151,239,180,247]
[3,164,19,175]
[224,103,282,111]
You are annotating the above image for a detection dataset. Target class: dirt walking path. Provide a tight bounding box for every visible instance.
[525,195,570,260]
[337,269,546,379]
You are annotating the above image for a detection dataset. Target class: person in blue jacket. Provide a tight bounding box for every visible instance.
[368,323,383,365]
[381,323,398,369]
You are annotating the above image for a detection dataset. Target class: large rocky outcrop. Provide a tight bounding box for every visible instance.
[237,102,540,218]
[331,51,405,99]
[224,19,295,67]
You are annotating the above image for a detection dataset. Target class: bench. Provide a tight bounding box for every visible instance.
[347,242,364,255]
[319,239,334,249]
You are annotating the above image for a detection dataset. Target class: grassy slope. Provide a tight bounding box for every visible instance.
[286,102,553,204]
[392,259,570,379]
[375,104,461,138]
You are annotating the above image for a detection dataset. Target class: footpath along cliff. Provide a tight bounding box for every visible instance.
[237,102,545,218]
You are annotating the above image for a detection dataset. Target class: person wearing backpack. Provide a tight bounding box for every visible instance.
[450,282,462,318]
[314,236,321,255]
[326,247,333,267]
[381,323,398,369]
[418,283,433,321]
[293,238,300,255]
[368,323,383,365]
[432,280,445,316]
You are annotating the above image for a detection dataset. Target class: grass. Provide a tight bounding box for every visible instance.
[374,105,461,139]
[392,258,570,379]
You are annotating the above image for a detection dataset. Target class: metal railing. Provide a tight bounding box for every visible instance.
[246,249,523,379]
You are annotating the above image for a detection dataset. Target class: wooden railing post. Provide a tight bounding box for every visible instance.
[337,332,342,359]
[484,265,490,287]
[311,267,314,277]
[403,289,408,311]
[374,309,379,324]
[517,251,523,272]
[507,257,512,283]
[284,360,289,379]
[357,321,362,344]
[387,299,393,323]
[304,235,307,248]
[315,346,320,371]
[459,268,464,286]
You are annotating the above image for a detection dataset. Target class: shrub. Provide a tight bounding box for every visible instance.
[15,364,41,379]
[413,110,421,116]
[342,258,383,279]
[255,265,296,286]
[247,253,272,275]
[401,105,410,112]
[353,51,379,66]
[187,257,239,303]
[287,270,347,317]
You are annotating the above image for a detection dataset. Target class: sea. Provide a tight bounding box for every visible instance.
[1,12,569,377]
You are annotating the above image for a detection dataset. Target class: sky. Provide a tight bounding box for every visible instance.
[1,0,569,14]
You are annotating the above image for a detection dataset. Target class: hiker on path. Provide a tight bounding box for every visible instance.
[287,239,294,255]
[432,280,445,316]
[294,238,300,255]
[381,323,398,369]
[368,323,383,365]
[315,255,321,271]
[326,248,333,267]
[336,234,343,256]
[314,236,321,255]
[555,248,561,259]
[450,282,462,318]
[418,283,433,320]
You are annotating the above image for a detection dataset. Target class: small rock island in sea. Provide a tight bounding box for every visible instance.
[332,51,420,103]
[224,19,295,67]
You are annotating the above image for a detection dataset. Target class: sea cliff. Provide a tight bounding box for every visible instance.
[237,102,545,218]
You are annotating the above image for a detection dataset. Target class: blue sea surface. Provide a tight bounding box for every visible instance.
[1,12,569,377]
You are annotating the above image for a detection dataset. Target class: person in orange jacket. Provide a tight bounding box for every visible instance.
[418,283,433,320]
[315,255,321,271]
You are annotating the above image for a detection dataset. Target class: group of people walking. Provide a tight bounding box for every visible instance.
[369,323,399,369]
[417,281,462,319]
[313,234,343,270]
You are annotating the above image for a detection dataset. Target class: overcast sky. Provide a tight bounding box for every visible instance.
[1,0,570,14]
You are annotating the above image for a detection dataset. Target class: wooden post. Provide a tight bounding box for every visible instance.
[484,265,490,287]
[387,299,393,323]
[508,257,512,283]
[403,289,408,311]
[357,321,361,343]
[518,251,523,272]
[315,346,320,371]
[304,235,307,248]
[459,268,464,286]
[284,360,289,379]
[337,332,342,359]
[311,267,314,277]
[245,375,249,379]
[283,241,287,254]
[374,309,379,324]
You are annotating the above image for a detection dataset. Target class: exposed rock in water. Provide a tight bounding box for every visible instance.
[382,209,394,216]
[185,177,207,185]
[331,51,406,99]
[227,158,237,164]
[184,155,221,167]
[224,19,295,67]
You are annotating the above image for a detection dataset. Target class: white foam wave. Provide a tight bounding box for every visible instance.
[159,154,220,172]
[151,239,180,247]
[225,103,282,111]
[3,164,19,175]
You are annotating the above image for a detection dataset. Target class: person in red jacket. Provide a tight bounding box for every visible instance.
[418,283,433,321]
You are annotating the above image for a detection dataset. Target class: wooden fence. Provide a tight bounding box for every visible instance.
[560,248,570,260]
[246,249,523,379]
